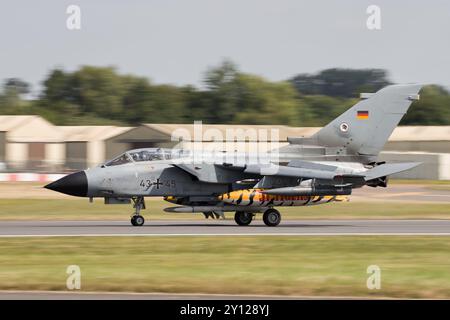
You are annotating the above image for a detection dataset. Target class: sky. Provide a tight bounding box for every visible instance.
[1,0,449,94]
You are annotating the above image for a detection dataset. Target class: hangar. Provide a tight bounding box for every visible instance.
[102,124,180,153]
[107,123,318,154]
[385,126,450,153]
[59,126,133,170]
[0,115,64,171]
[106,123,449,154]
[104,124,450,179]
[0,116,448,179]
[378,126,450,180]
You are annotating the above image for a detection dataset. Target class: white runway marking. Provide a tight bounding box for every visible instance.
[0,290,390,300]
[1,233,450,238]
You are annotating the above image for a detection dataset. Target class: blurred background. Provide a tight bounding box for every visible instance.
[0,0,449,179]
[0,0,450,300]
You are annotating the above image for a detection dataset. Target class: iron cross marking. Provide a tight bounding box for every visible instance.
[153,178,163,189]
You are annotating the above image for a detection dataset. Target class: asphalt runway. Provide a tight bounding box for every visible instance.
[0,219,450,236]
[0,290,346,300]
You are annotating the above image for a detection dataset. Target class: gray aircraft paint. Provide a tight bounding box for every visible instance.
[312,84,423,157]
[46,84,423,224]
[82,84,422,198]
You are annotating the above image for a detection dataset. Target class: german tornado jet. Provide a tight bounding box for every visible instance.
[45,84,422,227]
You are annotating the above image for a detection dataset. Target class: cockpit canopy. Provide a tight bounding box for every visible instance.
[104,148,190,166]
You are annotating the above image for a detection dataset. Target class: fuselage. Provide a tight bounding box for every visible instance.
[46,148,368,207]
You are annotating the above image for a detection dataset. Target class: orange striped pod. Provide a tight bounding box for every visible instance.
[218,189,349,207]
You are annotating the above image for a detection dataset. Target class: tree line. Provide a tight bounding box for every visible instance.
[0,60,449,126]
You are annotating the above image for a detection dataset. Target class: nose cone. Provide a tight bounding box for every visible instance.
[45,171,88,197]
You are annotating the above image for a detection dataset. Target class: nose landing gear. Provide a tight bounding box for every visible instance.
[131,215,145,226]
[131,196,146,226]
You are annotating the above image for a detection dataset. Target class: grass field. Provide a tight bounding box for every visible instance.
[388,179,450,191]
[0,198,449,220]
[389,179,450,185]
[0,181,449,299]
[0,236,449,298]
[0,180,449,220]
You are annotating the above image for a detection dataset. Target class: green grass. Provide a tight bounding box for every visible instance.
[426,185,450,191]
[0,198,449,220]
[0,236,449,298]
[390,179,450,185]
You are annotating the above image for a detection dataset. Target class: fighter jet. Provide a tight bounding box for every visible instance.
[45,84,422,227]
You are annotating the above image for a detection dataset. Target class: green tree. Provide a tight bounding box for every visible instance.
[121,76,154,124]
[232,74,301,125]
[401,85,450,125]
[202,60,241,123]
[0,78,31,113]
[290,68,391,97]
[4,63,449,127]
[42,69,71,103]
[296,95,356,126]
[71,66,126,117]
[144,84,189,123]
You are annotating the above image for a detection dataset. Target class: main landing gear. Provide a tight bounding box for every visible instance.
[234,211,254,226]
[262,208,281,227]
[131,196,145,226]
[234,208,282,227]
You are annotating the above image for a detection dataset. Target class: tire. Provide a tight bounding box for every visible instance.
[234,211,253,226]
[203,212,214,219]
[263,209,281,227]
[131,215,145,226]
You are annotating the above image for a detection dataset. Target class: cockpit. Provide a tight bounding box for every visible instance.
[104,148,191,167]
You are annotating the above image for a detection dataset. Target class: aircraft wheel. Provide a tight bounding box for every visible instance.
[234,211,253,226]
[263,209,281,227]
[203,212,214,219]
[131,215,145,226]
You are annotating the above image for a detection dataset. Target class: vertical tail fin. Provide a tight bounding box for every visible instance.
[311,84,422,157]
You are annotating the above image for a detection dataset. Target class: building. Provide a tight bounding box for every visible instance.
[0,115,64,171]
[0,115,449,179]
[105,124,450,179]
[59,126,133,170]
[384,126,450,153]
[106,123,321,154]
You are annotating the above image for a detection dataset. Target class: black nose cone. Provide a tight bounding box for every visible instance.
[45,171,88,197]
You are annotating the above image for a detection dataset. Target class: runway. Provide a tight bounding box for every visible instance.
[0,290,352,300]
[0,219,450,237]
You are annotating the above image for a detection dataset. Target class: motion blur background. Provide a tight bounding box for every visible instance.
[0,0,449,178]
[0,0,450,300]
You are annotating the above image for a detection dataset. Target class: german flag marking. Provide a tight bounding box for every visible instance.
[357,110,369,119]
